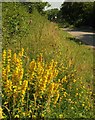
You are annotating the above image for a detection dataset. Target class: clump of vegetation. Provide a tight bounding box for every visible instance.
[2,49,94,119]
[2,3,31,49]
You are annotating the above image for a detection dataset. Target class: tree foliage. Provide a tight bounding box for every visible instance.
[60,2,94,27]
[22,2,50,14]
[45,8,59,21]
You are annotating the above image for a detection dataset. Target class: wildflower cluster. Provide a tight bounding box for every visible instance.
[27,54,60,116]
[2,49,94,119]
[2,48,28,118]
[2,49,60,119]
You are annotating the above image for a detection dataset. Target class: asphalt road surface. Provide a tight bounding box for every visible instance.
[63,27,95,48]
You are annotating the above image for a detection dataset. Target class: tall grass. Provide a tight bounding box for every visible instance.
[2,2,94,119]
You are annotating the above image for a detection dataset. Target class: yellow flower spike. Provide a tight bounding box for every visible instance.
[0,106,2,119]
[13,53,17,63]
[37,53,43,62]
[7,49,11,64]
[29,59,36,72]
[54,91,59,104]
[2,49,6,64]
[6,64,10,73]
[18,52,22,58]
[30,72,35,80]
[21,48,24,56]
[23,80,28,89]
[53,83,59,92]
[16,58,20,65]
[19,68,24,80]
[2,68,7,78]
[54,69,58,77]
[15,67,19,75]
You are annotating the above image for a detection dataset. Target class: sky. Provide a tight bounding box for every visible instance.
[43,0,65,10]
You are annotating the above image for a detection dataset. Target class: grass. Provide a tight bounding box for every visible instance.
[2,2,94,119]
[59,29,93,81]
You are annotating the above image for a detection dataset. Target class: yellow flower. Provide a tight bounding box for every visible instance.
[18,48,24,57]
[73,79,76,83]
[6,65,10,73]
[71,107,74,110]
[50,82,55,93]
[75,93,78,96]
[76,88,78,90]
[82,104,85,107]
[21,48,24,56]
[63,92,67,97]
[2,68,6,78]
[41,113,44,117]
[19,68,24,80]
[59,114,63,118]
[68,99,71,102]
[2,49,6,64]
[62,76,67,83]
[90,91,92,94]
[14,114,19,118]
[54,92,59,104]
[7,49,11,64]
[37,53,43,62]
[22,90,25,95]
[0,107,2,119]
[29,59,36,72]
[13,53,17,63]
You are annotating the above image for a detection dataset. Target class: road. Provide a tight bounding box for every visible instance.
[63,27,95,48]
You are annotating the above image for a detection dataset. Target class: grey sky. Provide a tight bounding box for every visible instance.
[43,0,65,10]
[43,0,94,10]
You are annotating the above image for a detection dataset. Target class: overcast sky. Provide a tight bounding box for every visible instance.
[43,0,65,10]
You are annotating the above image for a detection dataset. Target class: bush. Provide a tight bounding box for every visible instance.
[2,3,30,48]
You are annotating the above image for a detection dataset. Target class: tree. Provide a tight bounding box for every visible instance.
[60,2,94,27]
[45,8,59,21]
[22,2,50,14]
